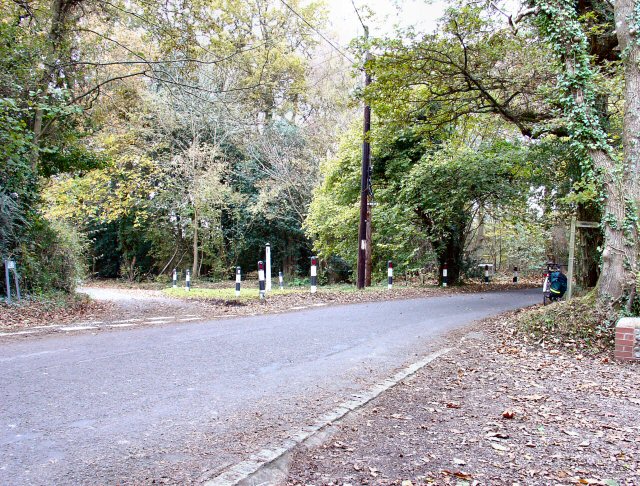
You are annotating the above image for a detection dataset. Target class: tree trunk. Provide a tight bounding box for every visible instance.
[439,224,465,285]
[612,0,640,308]
[536,0,638,308]
[192,205,199,277]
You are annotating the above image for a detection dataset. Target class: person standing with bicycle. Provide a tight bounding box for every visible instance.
[543,262,568,304]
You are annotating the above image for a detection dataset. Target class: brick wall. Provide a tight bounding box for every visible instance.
[615,318,640,361]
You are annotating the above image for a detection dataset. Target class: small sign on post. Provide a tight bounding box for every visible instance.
[442,264,448,288]
[4,259,21,304]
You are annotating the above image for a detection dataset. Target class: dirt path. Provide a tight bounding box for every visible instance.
[287,313,640,486]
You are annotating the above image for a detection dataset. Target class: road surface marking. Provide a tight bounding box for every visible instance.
[178,317,201,322]
[147,316,174,320]
[107,323,135,328]
[0,330,37,337]
[58,326,98,332]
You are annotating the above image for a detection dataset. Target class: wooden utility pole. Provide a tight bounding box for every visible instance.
[357,26,371,290]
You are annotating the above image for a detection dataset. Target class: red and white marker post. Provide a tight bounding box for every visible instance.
[258,261,265,300]
[310,256,318,293]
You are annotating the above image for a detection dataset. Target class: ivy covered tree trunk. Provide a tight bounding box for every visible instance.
[536,0,639,309]
[614,0,640,307]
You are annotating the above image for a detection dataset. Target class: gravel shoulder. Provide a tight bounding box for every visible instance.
[287,311,640,486]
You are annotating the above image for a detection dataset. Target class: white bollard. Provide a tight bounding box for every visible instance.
[310,256,318,293]
[235,266,241,297]
[387,261,393,289]
[484,265,490,284]
[172,268,177,288]
[258,261,265,300]
[442,264,448,287]
[265,243,272,292]
[279,271,284,290]
[186,269,191,291]
[513,266,519,283]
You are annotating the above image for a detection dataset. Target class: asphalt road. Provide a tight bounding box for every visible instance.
[0,289,538,485]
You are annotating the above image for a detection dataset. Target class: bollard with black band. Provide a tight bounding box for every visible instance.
[186,269,191,291]
[513,266,519,283]
[258,261,265,300]
[387,261,393,289]
[484,265,490,284]
[279,271,284,290]
[235,266,241,297]
[310,256,318,293]
[442,263,448,287]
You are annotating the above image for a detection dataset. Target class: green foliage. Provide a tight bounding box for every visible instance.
[18,218,87,293]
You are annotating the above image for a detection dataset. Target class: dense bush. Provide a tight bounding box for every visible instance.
[17,217,87,294]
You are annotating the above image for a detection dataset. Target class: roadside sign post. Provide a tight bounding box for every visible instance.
[4,259,20,304]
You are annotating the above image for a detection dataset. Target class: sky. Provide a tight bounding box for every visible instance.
[325,0,447,43]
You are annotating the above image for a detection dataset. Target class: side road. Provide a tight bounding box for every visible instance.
[0,283,534,336]
[287,313,640,486]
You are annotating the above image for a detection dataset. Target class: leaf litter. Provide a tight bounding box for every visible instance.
[287,309,640,485]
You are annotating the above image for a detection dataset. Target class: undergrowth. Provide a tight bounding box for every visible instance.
[513,297,616,354]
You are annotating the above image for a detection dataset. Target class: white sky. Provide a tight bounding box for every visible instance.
[325,0,447,43]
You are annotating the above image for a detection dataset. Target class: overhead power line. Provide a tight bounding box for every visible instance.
[276,0,357,65]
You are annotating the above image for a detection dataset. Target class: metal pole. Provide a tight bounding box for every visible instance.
[567,216,576,300]
[12,269,20,301]
[265,243,272,292]
[4,260,11,305]
[357,28,371,290]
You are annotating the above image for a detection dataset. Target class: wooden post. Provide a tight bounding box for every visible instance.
[567,216,577,300]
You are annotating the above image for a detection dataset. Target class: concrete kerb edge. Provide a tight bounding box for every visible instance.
[203,347,453,486]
